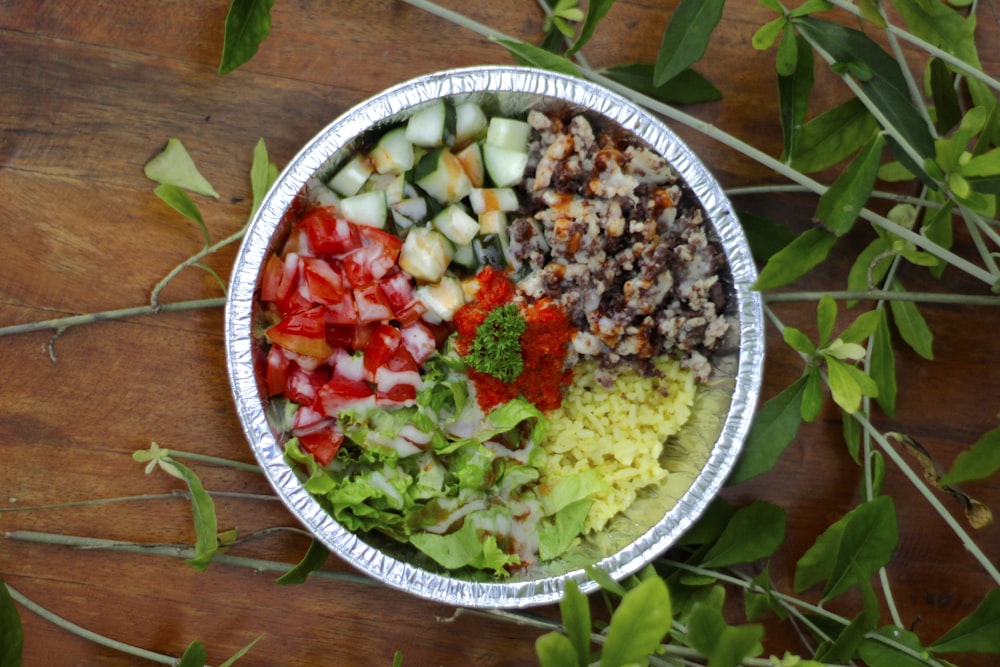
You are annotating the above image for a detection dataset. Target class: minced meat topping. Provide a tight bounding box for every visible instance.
[510,110,729,382]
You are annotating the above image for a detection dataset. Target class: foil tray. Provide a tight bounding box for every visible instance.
[224,66,765,609]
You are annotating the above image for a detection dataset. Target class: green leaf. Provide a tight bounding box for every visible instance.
[537,632,579,667]
[218,634,265,667]
[753,227,838,291]
[843,409,862,463]
[939,426,1000,487]
[218,0,275,75]
[826,357,878,414]
[822,495,898,601]
[796,18,936,182]
[818,568,879,663]
[736,211,797,263]
[677,499,735,546]
[783,326,816,355]
[276,539,330,585]
[585,564,628,597]
[857,0,888,27]
[709,625,765,667]
[859,626,929,667]
[653,0,726,86]
[250,138,278,214]
[155,184,210,248]
[778,34,815,163]
[700,501,787,568]
[794,512,847,593]
[758,0,784,12]
[788,0,833,17]
[559,580,591,667]
[775,23,798,76]
[567,0,616,55]
[170,459,220,570]
[0,579,23,667]
[869,449,886,496]
[870,309,897,418]
[789,98,878,173]
[801,366,824,422]
[728,377,807,484]
[928,58,963,134]
[752,16,786,51]
[494,37,581,76]
[743,566,787,622]
[145,137,220,198]
[838,309,881,345]
[600,576,672,667]
[891,0,982,70]
[815,133,886,236]
[932,588,1000,654]
[888,281,934,359]
[178,641,208,667]
[817,294,837,345]
[601,63,722,105]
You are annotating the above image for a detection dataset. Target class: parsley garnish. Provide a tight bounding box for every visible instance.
[465,304,527,383]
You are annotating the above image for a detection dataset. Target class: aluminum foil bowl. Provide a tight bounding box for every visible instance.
[225,66,764,609]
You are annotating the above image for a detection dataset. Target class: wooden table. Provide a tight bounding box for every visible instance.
[2,2,998,665]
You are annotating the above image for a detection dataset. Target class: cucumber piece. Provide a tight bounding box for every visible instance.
[469,187,519,214]
[432,204,480,246]
[454,101,488,147]
[369,126,415,175]
[486,117,532,152]
[399,226,454,283]
[477,210,507,236]
[307,176,342,209]
[363,173,405,205]
[405,99,455,148]
[415,275,466,323]
[482,144,529,188]
[473,236,506,268]
[328,154,374,197]
[339,190,387,228]
[455,142,485,188]
[391,197,429,229]
[414,147,473,204]
[450,241,478,269]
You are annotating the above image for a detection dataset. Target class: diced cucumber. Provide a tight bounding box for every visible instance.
[477,210,507,236]
[405,99,455,148]
[486,117,532,152]
[432,204,480,246]
[307,176,341,209]
[328,154,374,197]
[415,275,466,323]
[450,241,478,269]
[363,173,405,206]
[339,190,387,228]
[473,236,506,268]
[482,144,529,188]
[454,101,488,147]
[369,127,415,175]
[391,197,429,229]
[469,187,519,214]
[399,226,454,283]
[455,142,485,188]
[414,147,473,204]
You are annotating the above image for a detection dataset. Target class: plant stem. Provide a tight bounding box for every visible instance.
[149,226,246,309]
[165,448,263,474]
[0,490,276,514]
[5,583,181,666]
[726,183,945,209]
[0,297,226,338]
[763,290,1000,305]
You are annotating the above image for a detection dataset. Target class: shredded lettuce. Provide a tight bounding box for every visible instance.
[409,512,521,575]
[539,498,594,561]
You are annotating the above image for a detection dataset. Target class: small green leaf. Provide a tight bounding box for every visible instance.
[154,185,208,247]
[775,23,798,76]
[169,459,220,571]
[219,0,275,75]
[778,34,814,163]
[178,641,208,667]
[801,366,824,422]
[870,309,897,418]
[859,626,929,667]
[744,566,787,622]
[815,133,886,236]
[892,0,981,70]
[585,565,628,597]
[857,0,888,27]
[888,281,934,359]
[559,580,591,667]
[838,309,881,345]
[276,539,330,585]
[567,0,616,55]
[145,137,220,198]
[700,501,787,568]
[653,0,726,86]
[928,58,963,134]
[788,0,834,17]
[494,37,581,76]
[753,227,838,290]
[932,588,1000,654]
[709,624,765,667]
[795,512,847,593]
[939,426,1000,487]
[685,602,728,656]
[600,576,672,667]
[826,357,863,414]
[753,16,787,51]
[736,211,797,263]
[783,326,816,355]
[818,569,878,663]
[843,409,862,463]
[869,449,886,496]
[728,377,807,484]
[817,294,837,346]
[250,138,278,214]
[0,579,23,667]
[537,632,579,667]
[789,98,878,173]
[759,0,785,12]
[218,634,265,667]
[601,63,722,105]
[822,495,898,601]
[677,499,735,546]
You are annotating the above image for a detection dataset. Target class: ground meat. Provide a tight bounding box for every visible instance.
[510,110,729,382]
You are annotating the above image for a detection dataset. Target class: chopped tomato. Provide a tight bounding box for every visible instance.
[292,404,329,433]
[302,207,361,256]
[325,324,356,351]
[297,428,344,466]
[374,362,421,406]
[316,376,375,415]
[324,292,358,325]
[265,345,291,396]
[357,224,403,253]
[400,321,437,365]
[260,252,311,314]
[352,323,376,351]
[354,284,395,323]
[343,243,399,287]
[283,363,330,406]
[267,306,334,359]
[376,382,418,406]
[364,323,403,378]
[302,257,346,305]
[385,345,418,372]
[380,270,417,312]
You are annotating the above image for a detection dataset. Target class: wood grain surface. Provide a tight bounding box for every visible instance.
[2,2,999,665]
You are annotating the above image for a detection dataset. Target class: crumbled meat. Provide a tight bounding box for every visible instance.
[512,110,730,382]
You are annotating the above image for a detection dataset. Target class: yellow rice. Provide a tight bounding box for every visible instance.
[541,357,696,533]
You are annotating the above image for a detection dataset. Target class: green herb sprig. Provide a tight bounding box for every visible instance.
[464,303,527,383]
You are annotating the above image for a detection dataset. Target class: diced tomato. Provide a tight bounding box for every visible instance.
[265,345,291,396]
[283,363,330,406]
[354,284,395,323]
[380,270,416,312]
[302,207,361,256]
[376,382,418,406]
[302,257,346,305]
[374,363,421,406]
[282,222,314,257]
[342,242,399,287]
[316,376,375,415]
[385,345,418,372]
[297,428,344,466]
[363,323,403,377]
[267,306,334,359]
[352,323,376,351]
[358,224,403,253]
[331,347,369,383]
[292,404,330,433]
[324,292,358,325]
[400,321,437,365]
[325,324,355,351]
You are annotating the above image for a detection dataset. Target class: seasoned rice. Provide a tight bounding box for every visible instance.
[541,357,696,532]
